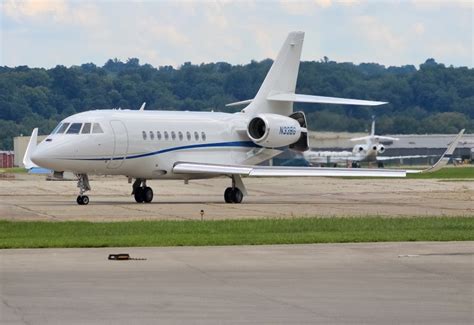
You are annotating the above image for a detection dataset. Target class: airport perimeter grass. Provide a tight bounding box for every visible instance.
[0,217,473,249]
[407,166,474,179]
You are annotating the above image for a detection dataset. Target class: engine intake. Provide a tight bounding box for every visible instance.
[247,113,302,148]
[377,144,385,153]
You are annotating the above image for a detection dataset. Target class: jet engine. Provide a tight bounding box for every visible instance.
[377,144,385,153]
[247,113,302,148]
[357,146,365,152]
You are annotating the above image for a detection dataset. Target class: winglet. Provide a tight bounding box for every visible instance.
[407,129,465,174]
[23,128,39,169]
[139,102,146,111]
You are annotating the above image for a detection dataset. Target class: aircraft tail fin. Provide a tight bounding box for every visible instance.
[23,128,39,169]
[243,31,304,116]
[370,117,375,136]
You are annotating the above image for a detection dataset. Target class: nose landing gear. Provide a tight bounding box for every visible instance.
[76,174,91,205]
[132,178,153,203]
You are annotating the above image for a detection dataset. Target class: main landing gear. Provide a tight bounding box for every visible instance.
[224,175,246,204]
[76,174,91,205]
[132,178,153,203]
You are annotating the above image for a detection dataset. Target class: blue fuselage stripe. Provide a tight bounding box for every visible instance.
[64,141,259,161]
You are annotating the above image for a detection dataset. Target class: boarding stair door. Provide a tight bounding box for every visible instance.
[107,120,128,169]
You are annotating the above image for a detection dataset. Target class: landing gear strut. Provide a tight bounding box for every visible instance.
[132,178,153,203]
[76,174,91,205]
[224,175,246,204]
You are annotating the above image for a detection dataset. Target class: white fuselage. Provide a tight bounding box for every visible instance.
[31,109,279,179]
[303,143,378,165]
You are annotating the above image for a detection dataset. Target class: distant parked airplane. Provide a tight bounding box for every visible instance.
[23,32,463,205]
[304,118,439,168]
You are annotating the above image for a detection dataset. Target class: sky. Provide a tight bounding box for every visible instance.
[1,0,472,69]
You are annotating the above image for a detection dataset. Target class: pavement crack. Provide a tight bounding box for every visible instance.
[1,297,31,325]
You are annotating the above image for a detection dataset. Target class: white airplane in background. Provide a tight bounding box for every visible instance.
[303,118,439,168]
[23,32,464,205]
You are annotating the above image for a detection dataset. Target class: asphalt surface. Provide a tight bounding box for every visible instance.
[1,174,473,220]
[1,242,473,324]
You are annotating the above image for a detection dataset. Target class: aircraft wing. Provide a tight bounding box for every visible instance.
[174,129,464,177]
[173,163,406,177]
[377,154,438,162]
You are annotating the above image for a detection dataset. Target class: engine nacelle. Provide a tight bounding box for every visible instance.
[247,113,302,148]
[358,146,365,152]
[377,144,385,153]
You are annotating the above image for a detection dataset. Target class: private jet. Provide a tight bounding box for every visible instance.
[23,32,464,205]
[303,117,438,168]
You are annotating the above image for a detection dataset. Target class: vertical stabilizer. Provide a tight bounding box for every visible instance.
[370,116,375,137]
[243,31,304,116]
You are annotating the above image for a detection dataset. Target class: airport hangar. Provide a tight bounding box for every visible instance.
[11,131,474,168]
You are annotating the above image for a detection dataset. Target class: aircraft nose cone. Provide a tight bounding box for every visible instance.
[31,149,51,169]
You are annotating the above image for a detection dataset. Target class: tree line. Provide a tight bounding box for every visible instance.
[0,57,472,150]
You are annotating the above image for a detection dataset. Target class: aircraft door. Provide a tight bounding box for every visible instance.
[107,120,128,169]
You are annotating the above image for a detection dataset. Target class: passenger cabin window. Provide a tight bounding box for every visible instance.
[164,131,169,140]
[57,123,70,134]
[201,132,206,141]
[149,131,154,140]
[186,131,191,141]
[178,131,183,141]
[66,123,82,134]
[194,131,199,141]
[142,131,147,140]
[92,123,103,134]
[81,123,91,134]
[157,131,162,140]
[171,131,176,140]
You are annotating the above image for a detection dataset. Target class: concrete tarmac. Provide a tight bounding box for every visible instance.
[1,174,473,221]
[1,242,473,324]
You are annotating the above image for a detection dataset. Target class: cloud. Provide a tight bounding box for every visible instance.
[147,24,191,46]
[2,0,101,28]
[355,15,405,52]
[279,0,362,14]
[413,22,425,36]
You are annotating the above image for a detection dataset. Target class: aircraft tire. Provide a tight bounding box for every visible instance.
[76,195,89,205]
[231,188,243,204]
[134,188,144,203]
[224,187,233,203]
[143,187,153,203]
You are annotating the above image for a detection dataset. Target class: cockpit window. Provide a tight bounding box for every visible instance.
[51,123,62,135]
[66,123,82,134]
[57,123,70,134]
[81,123,91,134]
[92,123,104,134]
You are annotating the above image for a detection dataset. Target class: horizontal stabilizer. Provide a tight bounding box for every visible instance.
[226,94,388,108]
[268,93,387,106]
[225,99,253,107]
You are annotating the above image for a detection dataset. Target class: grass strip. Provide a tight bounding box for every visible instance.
[407,167,474,179]
[0,217,473,249]
[0,167,27,174]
